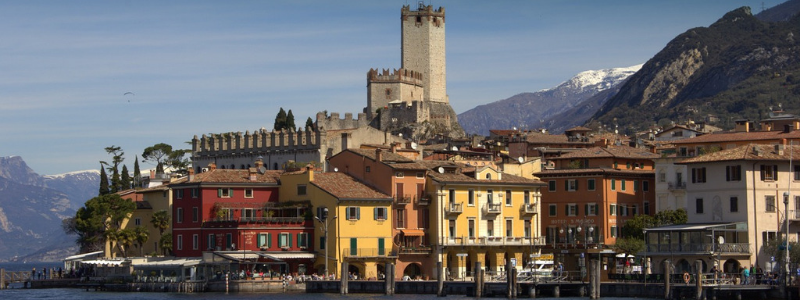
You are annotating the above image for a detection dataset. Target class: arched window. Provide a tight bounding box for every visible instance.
[485,173,492,180]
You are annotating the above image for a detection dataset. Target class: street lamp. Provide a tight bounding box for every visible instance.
[315,208,338,280]
[784,191,790,298]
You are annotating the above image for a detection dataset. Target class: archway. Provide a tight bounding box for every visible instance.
[348,264,363,280]
[723,259,741,274]
[403,263,422,279]
[675,259,691,273]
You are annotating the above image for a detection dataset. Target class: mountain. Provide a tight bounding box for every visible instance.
[587,4,800,133]
[0,156,99,261]
[458,65,641,135]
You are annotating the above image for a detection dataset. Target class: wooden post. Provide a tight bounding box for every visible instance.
[695,260,703,300]
[664,260,671,300]
[507,259,514,298]
[475,261,482,298]
[1,269,5,290]
[385,262,392,295]
[437,261,445,297]
[589,259,597,299]
[340,261,348,295]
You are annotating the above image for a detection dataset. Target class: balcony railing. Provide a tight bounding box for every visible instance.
[417,197,430,206]
[445,202,463,215]
[343,248,397,258]
[484,203,501,214]
[444,236,546,247]
[645,243,751,254]
[667,181,686,190]
[398,246,433,255]
[207,216,306,224]
[521,203,538,215]
[790,210,800,221]
[395,196,412,205]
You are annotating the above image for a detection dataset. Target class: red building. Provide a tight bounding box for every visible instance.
[170,160,315,275]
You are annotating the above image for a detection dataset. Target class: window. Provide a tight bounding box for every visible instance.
[468,219,475,238]
[487,219,494,236]
[505,190,512,206]
[177,234,183,251]
[448,189,455,204]
[621,179,626,191]
[549,204,557,216]
[176,189,184,199]
[257,234,267,249]
[298,233,309,248]
[761,165,778,181]
[506,219,513,237]
[795,165,800,180]
[566,179,578,191]
[626,162,631,169]
[468,189,475,206]
[218,188,232,198]
[524,190,530,204]
[610,226,617,238]
[365,166,370,173]
[696,198,704,214]
[193,234,199,250]
[643,181,649,192]
[633,180,638,192]
[395,172,404,178]
[546,227,557,244]
[134,218,141,226]
[176,207,184,223]
[208,234,216,250]
[279,233,291,249]
[320,236,326,250]
[416,172,424,178]
[620,204,628,216]
[226,233,232,250]
[346,207,361,220]
[297,185,307,196]
[566,204,578,216]
[192,207,199,222]
[726,165,742,181]
[524,220,531,237]
[659,172,666,182]
[678,147,688,156]
[609,204,617,216]
[644,202,650,215]
[548,180,556,191]
[487,189,494,204]
[692,167,707,183]
[585,203,597,216]
[766,195,776,212]
[242,208,255,220]
[245,189,254,198]
[396,209,405,228]
[449,220,456,238]
[730,197,738,212]
[191,188,199,198]
[374,207,387,221]
[485,173,492,180]
[632,204,639,215]
[611,179,616,190]
[418,209,429,228]
[587,179,596,191]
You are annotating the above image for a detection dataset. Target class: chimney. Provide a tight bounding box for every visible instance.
[150,169,155,179]
[208,162,217,170]
[785,125,792,133]
[255,158,265,174]
[249,168,257,181]
[376,148,383,162]
[188,168,195,181]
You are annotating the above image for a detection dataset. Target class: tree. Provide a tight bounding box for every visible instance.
[274,107,287,131]
[286,109,296,130]
[71,194,136,253]
[160,233,173,256]
[134,226,149,257]
[120,165,131,190]
[151,210,171,255]
[115,228,136,258]
[133,156,141,189]
[104,145,125,193]
[613,237,645,258]
[305,117,314,131]
[98,164,109,196]
[167,149,191,173]
[654,208,688,226]
[142,143,172,175]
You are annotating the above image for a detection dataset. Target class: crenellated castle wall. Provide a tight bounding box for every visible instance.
[315,112,369,131]
[366,68,425,119]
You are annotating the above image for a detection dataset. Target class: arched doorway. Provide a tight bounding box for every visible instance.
[723,259,741,274]
[348,264,362,280]
[676,259,691,273]
[403,263,422,279]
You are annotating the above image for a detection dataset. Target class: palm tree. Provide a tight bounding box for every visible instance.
[160,233,173,256]
[116,229,136,258]
[134,226,149,257]
[150,210,170,255]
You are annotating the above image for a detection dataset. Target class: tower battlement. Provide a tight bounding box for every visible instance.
[192,128,324,158]
[401,4,445,24]
[367,68,423,86]
[316,112,369,131]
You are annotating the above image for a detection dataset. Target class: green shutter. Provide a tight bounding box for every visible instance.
[217,189,222,198]
[267,233,272,248]
[374,207,378,220]
[289,234,293,248]
[356,207,360,220]
[611,179,616,190]
[346,207,351,220]
[378,238,385,256]
[585,204,588,216]
[229,188,233,197]
[350,238,357,256]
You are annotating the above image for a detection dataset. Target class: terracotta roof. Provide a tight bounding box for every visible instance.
[387,160,463,170]
[565,126,592,132]
[523,132,596,144]
[183,169,282,184]
[678,143,800,164]
[671,130,800,144]
[312,172,392,200]
[429,171,545,186]
[534,168,654,176]
[489,129,519,136]
[550,146,659,160]
[344,148,413,163]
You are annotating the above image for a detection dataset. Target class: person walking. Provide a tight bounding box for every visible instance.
[742,265,750,285]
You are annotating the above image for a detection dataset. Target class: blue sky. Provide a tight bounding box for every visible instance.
[0,0,776,175]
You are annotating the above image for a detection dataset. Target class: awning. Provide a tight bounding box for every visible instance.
[132,258,201,268]
[64,251,103,261]
[260,252,316,260]
[215,252,262,262]
[81,260,125,266]
[402,229,425,236]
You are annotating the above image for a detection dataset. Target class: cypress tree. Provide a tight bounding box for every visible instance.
[133,156,141,188]
[120,165,131,190]
[305,117,314,131]
[274,108,287,131]
[286,109,296,131]
[99,164,109,196]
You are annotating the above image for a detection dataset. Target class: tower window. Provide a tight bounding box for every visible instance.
[416,16,421,23]
[385,88,391,96]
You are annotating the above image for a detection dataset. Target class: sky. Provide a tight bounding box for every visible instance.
[0,0,780,175]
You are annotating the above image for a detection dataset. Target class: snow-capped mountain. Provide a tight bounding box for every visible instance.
[458,65,642,136]
[43,170,100,210]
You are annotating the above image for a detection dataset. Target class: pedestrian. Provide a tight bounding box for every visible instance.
[742,265,750,285]
[31,267,36,280]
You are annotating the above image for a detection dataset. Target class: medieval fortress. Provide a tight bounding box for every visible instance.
[191,4,464,172]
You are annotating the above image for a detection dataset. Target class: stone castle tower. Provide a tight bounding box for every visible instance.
[366,4,464,139]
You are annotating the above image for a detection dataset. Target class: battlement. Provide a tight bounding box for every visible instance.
[367,68,423,86]
[315,111,369,131]
[192,128,324,157]
[402,4,445,21]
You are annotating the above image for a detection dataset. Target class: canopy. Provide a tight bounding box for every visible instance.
[402,229,425,236]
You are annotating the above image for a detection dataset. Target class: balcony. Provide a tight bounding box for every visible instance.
[483,203,501,215]
[417,196,430,206]
[444,236,547,247]
[645,243,751,254]
[398,246,433,255]
[395,196,412,206]
[521,203,538,215]
[444,202,463,216]
[206,216,306,224]
[667,181,686,190]
[790,210,800,221]
[343,248,397,259]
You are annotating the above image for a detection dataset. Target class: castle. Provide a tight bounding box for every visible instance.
[191,4,463,171]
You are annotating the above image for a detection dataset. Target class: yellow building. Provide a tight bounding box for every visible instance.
[429,165,546,279]
[280,167,394,279]
[106,185,173,258]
